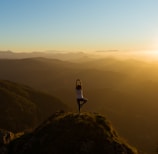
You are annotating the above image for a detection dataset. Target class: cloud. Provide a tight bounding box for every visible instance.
[96,50,119,53]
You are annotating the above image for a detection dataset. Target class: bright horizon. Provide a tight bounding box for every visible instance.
[1,0,158,53]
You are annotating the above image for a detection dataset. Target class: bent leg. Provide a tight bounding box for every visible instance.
[83,98,88,103]
[80,98,88,108]
[77,98,88,113]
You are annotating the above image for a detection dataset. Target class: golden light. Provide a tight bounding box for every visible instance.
[140,50,158,61]
[145,50,158,57]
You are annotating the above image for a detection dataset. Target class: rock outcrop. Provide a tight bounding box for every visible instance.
[8,111,138,154]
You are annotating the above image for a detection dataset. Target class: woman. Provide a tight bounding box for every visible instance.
[76,79,88,113]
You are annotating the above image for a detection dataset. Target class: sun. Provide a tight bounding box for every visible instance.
[148,50,158,56]
[142,50,158,60]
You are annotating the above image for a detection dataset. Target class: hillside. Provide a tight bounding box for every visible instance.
[0,57,124,107]
[0,57,157,153]
[0,80,68,132]
[8,111,138,154]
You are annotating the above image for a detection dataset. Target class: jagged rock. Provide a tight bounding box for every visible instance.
[0,129,15,154]
[0,129,14,145]
[9,112,138,154]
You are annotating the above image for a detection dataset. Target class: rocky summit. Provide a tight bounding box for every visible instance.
[6,111,138,154]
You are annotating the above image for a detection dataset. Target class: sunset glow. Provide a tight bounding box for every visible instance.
[0,0,158,53]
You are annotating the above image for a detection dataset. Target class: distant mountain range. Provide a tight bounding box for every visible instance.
[0,80,68,132]
[0,50,91,61]
[0,56,157,153]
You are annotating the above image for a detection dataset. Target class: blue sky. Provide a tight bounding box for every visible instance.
[1,0,158,52]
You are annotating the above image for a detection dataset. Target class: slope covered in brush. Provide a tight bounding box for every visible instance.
[0,80,68,132]
[9,111,138,154]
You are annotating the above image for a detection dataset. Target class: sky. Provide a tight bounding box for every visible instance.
[1,0,158,53]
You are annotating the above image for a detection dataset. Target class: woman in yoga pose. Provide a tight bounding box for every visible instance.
[76,79,88,113]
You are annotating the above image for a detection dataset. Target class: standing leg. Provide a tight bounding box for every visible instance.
[77,99,81,113]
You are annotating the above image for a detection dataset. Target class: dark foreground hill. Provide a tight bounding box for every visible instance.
[7,112,138,154]
[0,80,68,132]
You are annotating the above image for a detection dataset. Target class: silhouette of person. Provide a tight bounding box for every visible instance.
[76,79,88,113]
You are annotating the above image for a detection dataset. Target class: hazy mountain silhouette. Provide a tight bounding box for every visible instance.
[0,51,90,61]
[0,80,68,132]
[7,111,138,154]
[0,57,124,103]
[0,57,158,153]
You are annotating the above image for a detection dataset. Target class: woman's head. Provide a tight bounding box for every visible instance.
[76,85,82,90]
